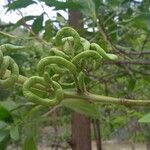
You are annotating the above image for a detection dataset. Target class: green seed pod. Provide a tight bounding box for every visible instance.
[80,37,90,51]
[0,56,9,78]
[0,56,19,88]
[0,44,24,53]
[23,76,64,107]
[90,43,118,60]
[44,72,62,90]
[72,50,102,71]
[55,27,81,51]
[0,44,23,88]
[37,56,77,76]
[63,38,75,58]
[49,48,70,60]
[0,50,3,65]
[62,37,90,57]
[37,56,77,88]
[78,71,86,92]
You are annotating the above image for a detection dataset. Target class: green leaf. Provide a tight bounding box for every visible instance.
[10,126,19,141]
[42,0,80,10]
[7,0,36,11]
[32,14,44,34]
[128,78,136,91]
[0,121,7,130]
[139,113,150,123]
[0,104,13,123]
[0,131,10,150]
[15,16,37,27]
[0,130,9,142]
[23,136,38,150]
[56,13,66,25]
[43,20,54,41]
[0,100,17,111]
[61,99,100,119]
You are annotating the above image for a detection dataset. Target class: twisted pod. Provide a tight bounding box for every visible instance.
[49,48,70,60]
[90,43,118,60]
[1,28,148,109]
[55,27,82,56]
[37,56,78,88]
[23,72,64,107]
[0,44,24,53]
[0,44,23,88]
[55,27,81,50]
[72,50,102,71]
[62,37,90,52]
[22,27,118,106]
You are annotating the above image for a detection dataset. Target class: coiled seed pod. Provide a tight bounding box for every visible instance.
[78,71,86,92]
[90,43,118,60]
[37,56,78,88]
[55,27,81,50]
[23,74,64,107]
[62,37,90,57]
[80,37,90,51]
[0,44,21,88]
[49,48,70,60]
[72,50,102,71]
[37,56,77,76]
[0,44,24,53]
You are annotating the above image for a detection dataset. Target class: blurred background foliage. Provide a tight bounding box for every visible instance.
[0,0,150,149]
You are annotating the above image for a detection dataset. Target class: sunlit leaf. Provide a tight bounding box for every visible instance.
[139,113,150,123]
[61,99,100,119]
[0,100,17,111]
[56,13,66,25]
[10,125,19,141]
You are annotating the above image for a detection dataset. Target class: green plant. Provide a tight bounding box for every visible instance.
[0,27,150,149]
[1,27,150,108]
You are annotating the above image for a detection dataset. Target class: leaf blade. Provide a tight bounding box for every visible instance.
[61,99,100,119]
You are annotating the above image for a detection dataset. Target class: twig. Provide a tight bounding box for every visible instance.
[16,10,50,46]
[103,60,150,65]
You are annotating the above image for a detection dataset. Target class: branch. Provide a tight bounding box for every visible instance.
[3,70,150,107]
[64,91,150,107]
[103,60,150,65]
[4,70,47,93]
[0,30,33,40]
[97,20,150,58]
[115,45,150,56]
[16,10,50,46]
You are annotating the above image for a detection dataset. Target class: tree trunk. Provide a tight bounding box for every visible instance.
[93,119,102,150]
[147,141,150,150]
[68,10,92,150]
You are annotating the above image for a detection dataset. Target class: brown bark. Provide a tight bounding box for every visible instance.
[71,113,91,150]
[68,9,92,150]
[93,120,102,150]
[147,141,150,150]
